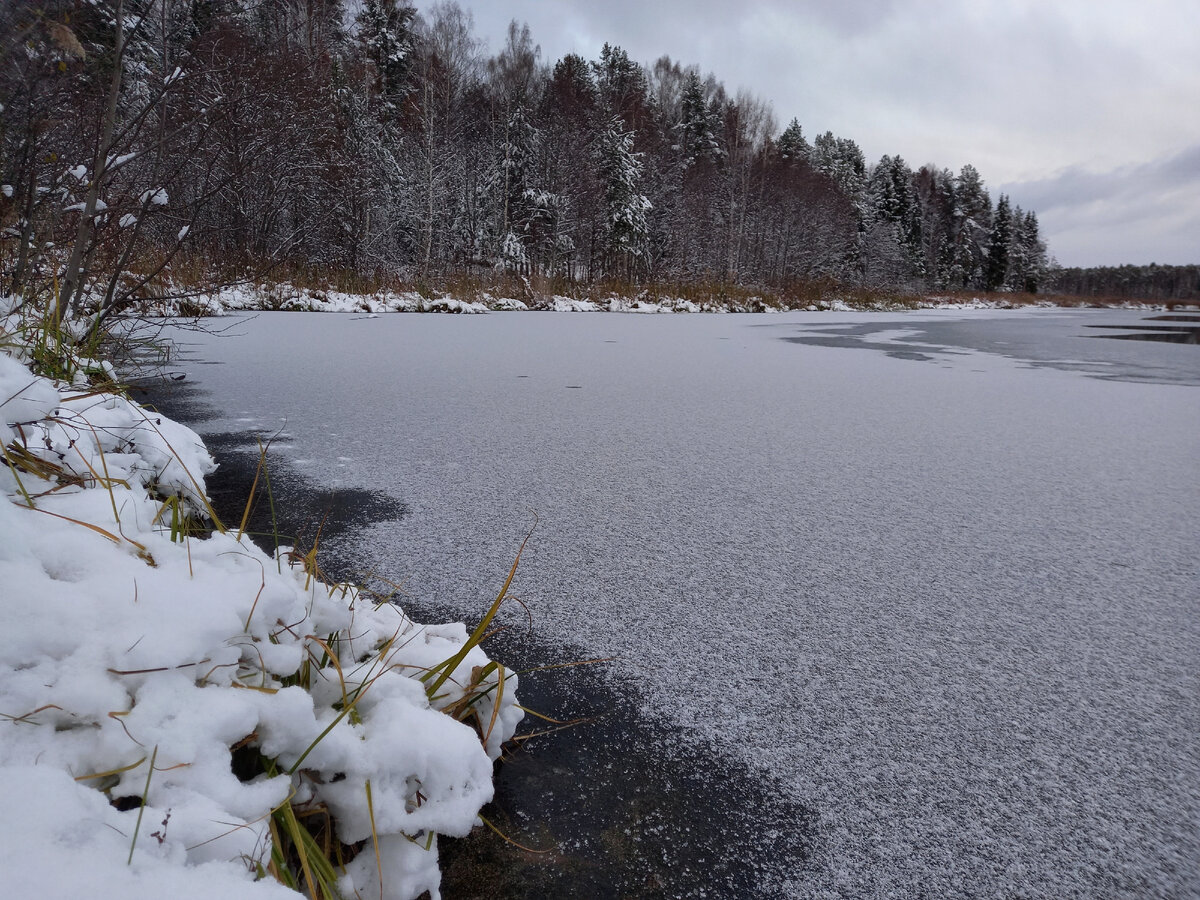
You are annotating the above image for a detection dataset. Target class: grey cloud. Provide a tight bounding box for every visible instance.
[769,0,903,37]
[1002,146,1200,214]
[1002,146,1200,266]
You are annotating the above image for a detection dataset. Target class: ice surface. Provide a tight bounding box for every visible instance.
[158,309,1200,898]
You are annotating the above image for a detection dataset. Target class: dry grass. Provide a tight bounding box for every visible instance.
[115,253,935,310]
[120,251,1195,313]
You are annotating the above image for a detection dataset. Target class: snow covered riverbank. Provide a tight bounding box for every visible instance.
[0,326,521,899]
[147,281,1183,317]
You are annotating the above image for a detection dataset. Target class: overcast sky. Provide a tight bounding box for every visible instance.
[413,0,1199,267]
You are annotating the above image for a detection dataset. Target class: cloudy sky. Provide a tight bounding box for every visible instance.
[413,0,1199,267]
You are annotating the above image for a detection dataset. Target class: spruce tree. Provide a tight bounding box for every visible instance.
[357,0,415,112]
[678,70,721,168]
[812,131,867,201]
[950,164,992,289]
[1020,211,1047,292]
[593,43,649,130]
[1006,205,1029,291]
[596,116,651,276]
[777,119,810,162]
[867,155,922,280]
[984,194,1012,291]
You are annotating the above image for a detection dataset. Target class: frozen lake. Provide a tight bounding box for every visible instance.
[154,308,1199,898]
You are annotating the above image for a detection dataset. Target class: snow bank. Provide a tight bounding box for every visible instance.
[126,281,1186,319]
[479,293,529,311]
[149,284,495,316]
[0,333,522,899]
[546,295,601,312]
[603,295,707,313]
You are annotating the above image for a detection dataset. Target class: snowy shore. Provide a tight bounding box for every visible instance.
[149,281,1185,317]
[0,326,522,899]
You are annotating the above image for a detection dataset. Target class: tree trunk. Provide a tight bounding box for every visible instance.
[58,0,126,327]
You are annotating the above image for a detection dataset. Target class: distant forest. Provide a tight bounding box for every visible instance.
[1048,265,1199,302]
[4,0,1054,317]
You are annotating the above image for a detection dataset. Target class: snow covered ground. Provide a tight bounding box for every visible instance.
[139,280,1173,318]
[0,319,522,898]
[157,307,1199,898]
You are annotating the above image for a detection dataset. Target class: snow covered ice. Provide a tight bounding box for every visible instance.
[158,307,1200,898]
[0,326,523,899]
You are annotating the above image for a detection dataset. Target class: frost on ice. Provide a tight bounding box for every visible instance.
[0,330,522,900]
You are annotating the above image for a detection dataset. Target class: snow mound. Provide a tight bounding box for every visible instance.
[597,295,713,313]
[138,285,491,316]
[482,294,530,312]
[546,295,600,312]
[118,282,1186,319]
[0,344,521,899]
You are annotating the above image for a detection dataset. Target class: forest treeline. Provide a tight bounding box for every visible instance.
[1047,265,1199,302]
[2,0,1052,323]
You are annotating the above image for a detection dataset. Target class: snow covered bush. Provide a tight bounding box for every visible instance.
[0,327,522,899]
